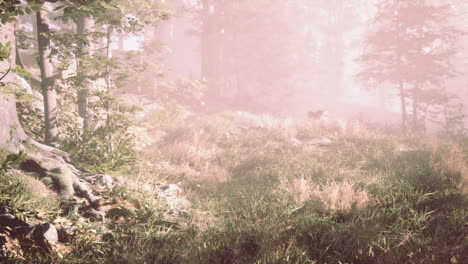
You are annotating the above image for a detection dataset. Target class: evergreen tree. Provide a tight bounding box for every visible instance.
[358,0,461,132]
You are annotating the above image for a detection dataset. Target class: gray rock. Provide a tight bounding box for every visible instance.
[170,208,190,218]
[289,137,302,146]
[93,174,113,190]
[160,184,183,196]
[31,223,58,243]
[0,207,28,227]
[308,136,333,146]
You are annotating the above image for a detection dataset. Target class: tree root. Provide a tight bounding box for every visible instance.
[18,139,104,220]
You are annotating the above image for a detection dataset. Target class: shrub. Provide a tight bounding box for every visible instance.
[60,92,136,173]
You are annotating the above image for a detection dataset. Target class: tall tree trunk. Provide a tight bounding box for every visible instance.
[399,80,407,132]
[36,2,59,146]
[31,13,38,50]
[75,16,92,129]
[105,25,113,90]
[118,33,125,53]
[201,0,228,108]
[412,83,419,131]
[0,21,28,153]
[201,0,216,94]
[396,7,406,133]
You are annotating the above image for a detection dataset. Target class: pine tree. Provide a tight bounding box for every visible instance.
[358,0,461,132]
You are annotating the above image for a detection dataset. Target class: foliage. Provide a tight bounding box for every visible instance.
[0,41,12,62]
[59,91,136,173]
[0,0,41,25]
[0,41,12,85]
[358,0,463,132]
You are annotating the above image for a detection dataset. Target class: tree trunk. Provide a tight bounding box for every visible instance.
[396,12,406,133]
[412,83,419,131]
[75,15,92,129]
[105,25,113,90]
[201,0,216,95]
[0,21,27,153]
[399,80,407,133]
[36,2,59,146]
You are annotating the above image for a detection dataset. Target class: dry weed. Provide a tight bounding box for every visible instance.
[427,139,468,193]
[286,177,369,212]
[163,141,218,168]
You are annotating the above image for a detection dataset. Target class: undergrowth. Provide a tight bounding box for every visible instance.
[2,112,467,263]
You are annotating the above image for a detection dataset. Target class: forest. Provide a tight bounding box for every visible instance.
[0,0,467,263]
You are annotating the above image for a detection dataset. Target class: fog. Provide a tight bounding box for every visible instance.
[15,0,467,133]
[2,1,467,261]
[106,0,465,134]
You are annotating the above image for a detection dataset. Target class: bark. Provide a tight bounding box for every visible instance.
[201,0,229,108]
[105,25,114,90]
[398,80,407,133]
[75,15,92,129]
[36,2,59,146]
[201,0,216,93]
[396,9,407,133]
[412,84,419,130]
[15,45,25,69]
[0,21,27,153]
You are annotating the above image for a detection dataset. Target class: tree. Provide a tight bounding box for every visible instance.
[0,3,102,215]
[36,1,59,145]
[199,0,311,112]
[75,14,93,129]
[0,20,27,153]
[358,0,461,132]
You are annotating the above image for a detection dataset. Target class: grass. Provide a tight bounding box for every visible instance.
[0,169,61,219]
[1,111,467,263]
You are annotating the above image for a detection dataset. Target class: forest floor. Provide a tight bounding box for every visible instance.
[1,111,467,263]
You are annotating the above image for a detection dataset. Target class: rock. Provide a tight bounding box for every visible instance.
[224,132,236,139]
[0,207,28,228]
[156,183,191,220]
[160,184,183,196]
[289,137,302,146]
[31,223,58,243]
[308,136,333,146]
[93,174,113,190]
[0,214,28,228]
[397,144,418,153]
[170,208,190,218]
[165,196,192,209]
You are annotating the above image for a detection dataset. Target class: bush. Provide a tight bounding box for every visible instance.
[60,92,136,173]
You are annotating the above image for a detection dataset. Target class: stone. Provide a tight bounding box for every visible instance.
[170,208,190,218]
[31,223,58,243]
[0,207,28,228]
[93,174,113,190]
[289,137,302,146]
[160,184,183,196]
[309,136,333,146]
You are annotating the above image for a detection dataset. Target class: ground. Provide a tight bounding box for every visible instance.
[1,111,467,263]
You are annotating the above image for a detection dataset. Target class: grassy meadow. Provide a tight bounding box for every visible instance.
[2,111,467,263]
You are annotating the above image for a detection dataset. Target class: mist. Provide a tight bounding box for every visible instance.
[111,0,467,134]
[1,0,467,262]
